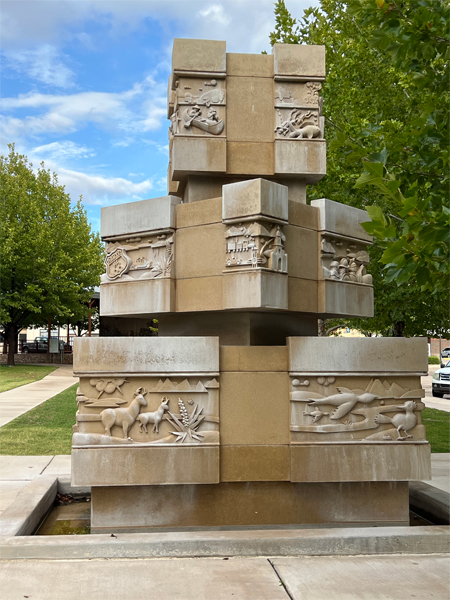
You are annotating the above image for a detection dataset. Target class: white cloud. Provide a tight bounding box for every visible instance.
[2,44,75,88]
[32,140,96,160]
[1,75,167,141]
[198,5,230,26]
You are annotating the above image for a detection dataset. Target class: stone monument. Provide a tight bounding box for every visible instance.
[71,40,431,533]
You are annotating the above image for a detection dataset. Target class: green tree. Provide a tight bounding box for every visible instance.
[0,146,104,365]
[269,0,449,335]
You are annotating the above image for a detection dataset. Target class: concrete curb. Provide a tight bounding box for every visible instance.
[0,476,56,536]
[1,525,449,560]
[410,481,450,525]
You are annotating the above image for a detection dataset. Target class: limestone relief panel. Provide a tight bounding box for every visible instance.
[290,375,426,443]
[274,81,322,109]
[170,77,226,137]
[101,232,174,283]
[274,108,323,140]
[224,222,288,273]
[73,376,220,447]
[320,235,372,285]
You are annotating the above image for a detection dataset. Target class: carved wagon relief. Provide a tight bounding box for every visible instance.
[320,235,372,285]
[73,376,220,446]
[290,375,426,443]
[101,232,174,283]
[170,77,226,137]
[224,222,288,273]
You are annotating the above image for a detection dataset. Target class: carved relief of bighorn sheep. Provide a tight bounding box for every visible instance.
[100,387,147,439]
[136,397,170,433]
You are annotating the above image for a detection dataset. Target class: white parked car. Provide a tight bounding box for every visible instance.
[441,347,450,358]
[432,362,450,398]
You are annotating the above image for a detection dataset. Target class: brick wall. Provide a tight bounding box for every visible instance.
[430,338,450,356]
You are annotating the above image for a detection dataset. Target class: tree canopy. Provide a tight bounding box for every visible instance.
[270,0,449,336]
[0,146,104,364]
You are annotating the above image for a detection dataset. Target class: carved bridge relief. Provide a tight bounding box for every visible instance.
[289,376,426,442]
[274,81,323,140]
[170,77,226,137]
[224,222,288,273]
[321,235,373,285]
[73,376,220,446]
[102,232,174,283]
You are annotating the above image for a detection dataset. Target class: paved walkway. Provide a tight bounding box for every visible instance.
[0,365,75,427]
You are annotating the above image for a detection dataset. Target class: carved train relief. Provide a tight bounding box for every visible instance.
[73,376,220,446]
[225,222,288,273]
[290,376,426,442]
[102,233,174,283]
[170,77,226,137]
[275,108,322,140]
[321,235,373,285]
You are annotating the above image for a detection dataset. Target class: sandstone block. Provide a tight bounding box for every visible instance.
[101,196,180,239]
[222,178,288,222]
[227,76,274,142]
[223,270,288,310]
[274,140,326,182]
[171,137,226,181]
[100,278,175,316]
[172,38,226,75]
[226,53,273,78]
[221,445,290,481]
[273,43,326,79]
[311,198,372,242]
[226,142,274,175]
[318,280,374,318]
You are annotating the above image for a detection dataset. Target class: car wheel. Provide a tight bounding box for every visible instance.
[432,391,444,398]
[23,348,29,353]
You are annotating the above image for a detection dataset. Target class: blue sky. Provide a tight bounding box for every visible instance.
[1,0,318,233]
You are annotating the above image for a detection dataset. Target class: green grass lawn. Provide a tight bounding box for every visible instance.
[0,384,77,455]
[0,385,448,455]
[0,364,58,393]
[422,407,450,453]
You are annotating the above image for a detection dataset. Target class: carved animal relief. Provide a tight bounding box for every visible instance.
[290,376,425,442]
[102,233,174,282]
[225,222,288,273]
[275,108,322,140]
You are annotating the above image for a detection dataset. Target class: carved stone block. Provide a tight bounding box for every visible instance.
[171,136,226,180]
[273,43,326,79]
[172,38,226,76]
[100,278,175,316]
[318,279,374,317]
[274,140,326,182]
[222,178,288,223]
[101,196,180,239]
[223,270,288,310]
[311,198,372,243]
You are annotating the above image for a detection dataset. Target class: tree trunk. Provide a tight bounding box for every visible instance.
[6,325,15,366]
[318,319,326,337]
[392,321,405,337]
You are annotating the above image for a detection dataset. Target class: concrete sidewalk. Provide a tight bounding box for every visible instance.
[0,365,75,427]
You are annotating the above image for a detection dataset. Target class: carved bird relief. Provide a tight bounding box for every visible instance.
[374,401,417,440]
[307,388,378,420]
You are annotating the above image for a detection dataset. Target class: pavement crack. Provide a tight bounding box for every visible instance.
[267,558,295,600]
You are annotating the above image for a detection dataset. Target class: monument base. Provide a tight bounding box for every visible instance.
[90,481,410,533]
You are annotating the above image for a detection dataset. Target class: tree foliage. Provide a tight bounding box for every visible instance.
[269,0,449,335]
[0,146,104,364]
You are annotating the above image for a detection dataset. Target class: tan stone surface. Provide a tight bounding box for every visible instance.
[220,346,288,372]
[280,180,307,204]
[90,480,409,531]
[288,278,318,313]
[311,198,372,242]
[73,336,219,375]
[273,43,326,78]
[172,38,226,74]
[175,223,225,279]
[223,270,288,310]
[100,278,175,317]
[318,280,374,318]
[288,336,428,374]
[171,137,226,180]
[284,225,318,280]
[227,53,273,78]
[288,200,319,230]
[291,443,431,482]
[227,142,274,175]
[222,178,288,222]
[176,276,223,312]
[177,197,221,228]
[220,371,289,445]
[227,76,274,143]
[274,140,326,182]
[221,445,290,481]
[183,177,223,204]
[101,196,180,239]
[72,445,219,486]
